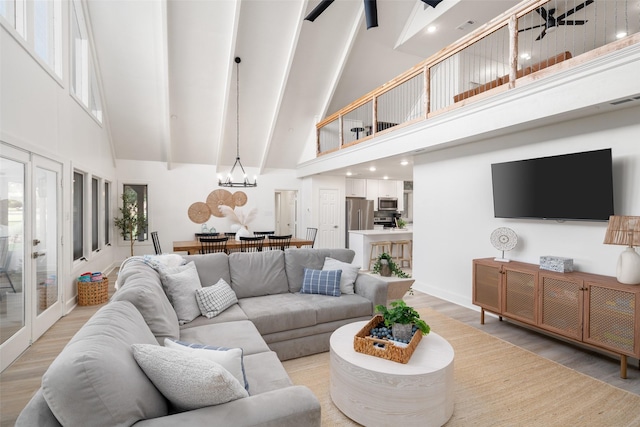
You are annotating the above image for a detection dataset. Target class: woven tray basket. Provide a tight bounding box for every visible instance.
[78,278,109,306]
[353,314,423,364]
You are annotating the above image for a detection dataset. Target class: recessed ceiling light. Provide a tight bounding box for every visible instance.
[369,166,376,172]
[427,25,437,33]
[520,53,531,60]
[616,31,627,39]
[346,171,353,176]
[400,160,409,166]
[383,176,389,180]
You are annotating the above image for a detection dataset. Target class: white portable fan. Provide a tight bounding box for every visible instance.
[490,227,518,262]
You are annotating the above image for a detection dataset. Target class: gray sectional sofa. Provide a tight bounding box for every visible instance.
[17,248,387,426]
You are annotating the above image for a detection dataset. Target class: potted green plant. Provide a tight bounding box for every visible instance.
[396,218,407,229]
[114,188,148,257]
[375,300,430,341]
[371,252,410,278]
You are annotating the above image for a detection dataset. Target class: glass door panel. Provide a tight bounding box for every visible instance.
[0,146,29,372]
[32,156,61,340]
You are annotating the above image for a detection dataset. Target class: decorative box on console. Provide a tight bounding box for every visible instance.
[540,256,574,273]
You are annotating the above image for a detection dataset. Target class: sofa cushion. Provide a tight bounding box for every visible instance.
[300,268,342,297]
[179,320,271,356]
[302,293,373,324]
[164,339,248,391]
[183,252,231,286]
[132,344,248,411]
[160,261,202,325]
[179,304,248,329]
[242,351,293,395]
[322,257,359,295]
[111,268,180,344]
[284,248,355,292]
[195,278,238,318]
[42,301,168,426]
[238,294,318,335]
[228,251,289,298]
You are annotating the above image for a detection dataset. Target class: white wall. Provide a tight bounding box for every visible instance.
[1,19,116,312]
[114,160,301,261]
[412,105,640,309]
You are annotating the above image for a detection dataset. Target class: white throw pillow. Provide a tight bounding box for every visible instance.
[322,257,360,295]
[132,344,248,411]
[163,339,248,391]
[195,278,238,318]
[160,262,202,325]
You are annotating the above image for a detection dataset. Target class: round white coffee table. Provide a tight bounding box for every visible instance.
[330,321,454,427]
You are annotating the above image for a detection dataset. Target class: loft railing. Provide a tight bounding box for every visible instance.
[316,0,640,156]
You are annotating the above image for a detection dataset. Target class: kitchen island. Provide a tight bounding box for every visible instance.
[348,229,413,270]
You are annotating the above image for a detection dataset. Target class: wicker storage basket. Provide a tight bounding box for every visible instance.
[78,278,109,306]
[353,314,423,364]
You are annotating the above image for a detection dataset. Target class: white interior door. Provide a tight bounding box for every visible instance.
[318,188,340,248]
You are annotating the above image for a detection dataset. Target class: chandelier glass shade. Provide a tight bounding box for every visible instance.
[218,57,257,188]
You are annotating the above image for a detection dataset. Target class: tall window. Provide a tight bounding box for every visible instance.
[91,177,98,251]
[104,181,110,245]
[0,0,61,76]
[123,184,148,241]
[73,171,84,260]
[71,0,102,122]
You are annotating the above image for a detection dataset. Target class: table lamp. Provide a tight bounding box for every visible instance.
[603,215,640,285]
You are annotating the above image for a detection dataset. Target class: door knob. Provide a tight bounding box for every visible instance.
[33,239,41,246]
[32,251,45,259]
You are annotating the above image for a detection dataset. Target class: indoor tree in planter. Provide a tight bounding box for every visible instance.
[114,188,148,257]
[372,252,411,278]
[375,300,430,341]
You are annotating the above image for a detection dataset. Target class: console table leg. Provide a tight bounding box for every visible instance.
[620,355,627,379]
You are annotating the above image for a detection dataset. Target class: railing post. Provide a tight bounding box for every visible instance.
[372,96,378,137]
[508,14,518,90]
[339,115,344,148]
[315,125,320,155]
[424,65,430,117]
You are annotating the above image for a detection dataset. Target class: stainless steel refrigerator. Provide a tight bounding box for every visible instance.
[345,198,374,248]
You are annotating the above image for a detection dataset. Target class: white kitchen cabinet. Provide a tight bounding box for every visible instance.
[345,178,367,197]
[366,180,379,208]
[377,180,397,197]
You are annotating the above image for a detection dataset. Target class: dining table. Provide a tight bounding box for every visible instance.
[172,237,314,255]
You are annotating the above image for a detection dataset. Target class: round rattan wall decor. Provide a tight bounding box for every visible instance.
[206,189,233,218]
[232,191,248,207]
[188,202,211,224]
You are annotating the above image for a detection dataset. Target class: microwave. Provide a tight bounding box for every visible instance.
[378,197,398,211]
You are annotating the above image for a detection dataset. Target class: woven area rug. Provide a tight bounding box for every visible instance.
[282,307,640,427]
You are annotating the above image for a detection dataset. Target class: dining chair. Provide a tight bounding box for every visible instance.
[305,227,318,248]
[253,231,275,236]
[239,235,265,252]
[223,232,237,237]
[0,236,16,297]
[267,234,292,251]
[151,231,162,255]
[199,236,229,254]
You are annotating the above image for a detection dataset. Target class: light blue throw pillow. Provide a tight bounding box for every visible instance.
[300,268,342,297]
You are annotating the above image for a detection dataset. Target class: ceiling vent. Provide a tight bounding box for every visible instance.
[456,20,475,31]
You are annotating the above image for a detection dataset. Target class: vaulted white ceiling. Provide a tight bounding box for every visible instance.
[87,0,521,180]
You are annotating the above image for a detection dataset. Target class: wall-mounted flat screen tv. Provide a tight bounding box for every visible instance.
[491,148,614,221]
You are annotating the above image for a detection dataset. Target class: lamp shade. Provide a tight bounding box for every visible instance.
[603,215,640,247]
[604,215,640,285]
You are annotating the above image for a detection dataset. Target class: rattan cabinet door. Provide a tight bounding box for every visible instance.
[584,283,638,356]
[539,274,583,340]
[473,261,501,314]
[503,268,537,325]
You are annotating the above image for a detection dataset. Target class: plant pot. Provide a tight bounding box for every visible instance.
[392,323,413,341]
[380,260,391,277]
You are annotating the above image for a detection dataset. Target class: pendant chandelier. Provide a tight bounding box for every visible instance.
[218,57,257,188]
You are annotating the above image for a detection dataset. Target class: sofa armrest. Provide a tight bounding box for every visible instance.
[133,386,320,427]
[354,273,388,308]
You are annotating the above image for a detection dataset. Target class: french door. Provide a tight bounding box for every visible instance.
[0,144,62,372]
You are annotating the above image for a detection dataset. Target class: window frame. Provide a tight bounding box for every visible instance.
[72,170,85,262]
[120,183,149,243]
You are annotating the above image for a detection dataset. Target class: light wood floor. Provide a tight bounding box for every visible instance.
[1,272,638,426]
